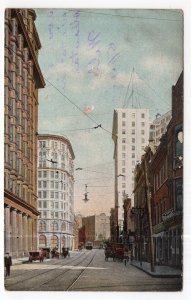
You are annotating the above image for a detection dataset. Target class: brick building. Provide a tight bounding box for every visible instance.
[133,72,183,269]
[151,72,183,268]
[4,9,45,258]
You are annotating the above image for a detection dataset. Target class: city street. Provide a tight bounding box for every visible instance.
[5,249,182,291]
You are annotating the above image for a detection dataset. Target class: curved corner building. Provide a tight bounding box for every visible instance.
[37,134,75,251]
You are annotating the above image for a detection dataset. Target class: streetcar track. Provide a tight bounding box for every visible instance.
[30,250,96,291]
[5,251,87,288]
[66,250,96,291]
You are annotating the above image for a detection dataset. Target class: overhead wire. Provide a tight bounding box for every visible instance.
[7,46,117,139]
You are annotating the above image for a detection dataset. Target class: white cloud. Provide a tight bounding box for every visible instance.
[47,62,85,80]
[143,54,182,74]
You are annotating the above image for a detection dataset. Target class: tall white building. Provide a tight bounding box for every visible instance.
[112,108,150,230]
[150,111,171,147]
[37,134,75,251]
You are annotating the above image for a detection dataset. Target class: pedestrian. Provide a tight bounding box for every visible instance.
[39,249,44,263]
[4,252,12,277]
[124,248,129,266]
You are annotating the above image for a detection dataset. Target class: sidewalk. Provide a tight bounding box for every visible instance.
[131,260,182,278]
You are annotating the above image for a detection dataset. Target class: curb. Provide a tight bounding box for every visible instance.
[131,262,182,278]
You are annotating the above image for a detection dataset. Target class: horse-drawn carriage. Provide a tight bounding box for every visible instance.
[29,251,40,262]
[62,247,70,258]
[104,243,125,262]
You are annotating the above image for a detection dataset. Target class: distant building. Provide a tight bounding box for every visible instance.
[112,108,150,240]
[150,111,171,147]
[82,213,110,246]
[4,9,45,258]
[37,134,75,251]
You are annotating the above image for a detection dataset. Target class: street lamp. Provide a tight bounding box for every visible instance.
[131,207,145,267]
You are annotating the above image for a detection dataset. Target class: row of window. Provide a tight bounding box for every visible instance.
[39,220,70,232]
[38,170,74,179]
[38,190,72,200]
[38,180,67,190]
[122,112,145,119]
[38,200,68,210]
[122,121,145,128]
[40,211,70,221]
[39,140,66,152]
[122,137,145,144]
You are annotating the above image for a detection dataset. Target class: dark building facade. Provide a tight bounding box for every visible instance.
[133,72,183,269]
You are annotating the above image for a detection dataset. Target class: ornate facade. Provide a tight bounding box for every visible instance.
[37,135,75,251]
[4,9,45,258]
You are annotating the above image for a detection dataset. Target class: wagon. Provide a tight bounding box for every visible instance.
[105,247,115,261]
[29,251,40,262]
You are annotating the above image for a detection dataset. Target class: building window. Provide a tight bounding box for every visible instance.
[39,235,46,247]
[43,191,47,198]
[122,129,126,134]
[51,191,54,199]
[55,182,59,189]
[122,160,125,166]
[51,181,54,188]
[142,138,145,143]
[122,145,126,151]
[122,112,126,118]
[43,171,47,178]
[39,221,46,232]
[38,181,42,188]
[141,130,145,135]
[132,145,135,151]
[122,168,125,173]
[132,129,135,135]
[122,121,126,127]
[122,183,126,188]
[122,138,126,144]
[141,113,145,118]
[38,191,42,198]
[132,121,135,127]
[141,122,145,127]
[55,192,59,199]
[43,201,47,208]
[132,138,135,143]
[132,153,135,158]
[51,221,58,231]
[51,171,54,178]
[132,113,135,118]
[43,181,47,188]
[122,153,126,158]
[55,212,59,219]
[55,172,59,178]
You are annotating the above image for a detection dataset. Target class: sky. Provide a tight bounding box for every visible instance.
[35,8,183,217]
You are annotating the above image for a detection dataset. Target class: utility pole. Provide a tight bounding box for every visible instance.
[144,159,155,273]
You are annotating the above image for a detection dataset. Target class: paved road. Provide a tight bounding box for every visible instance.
[5,249,182,291]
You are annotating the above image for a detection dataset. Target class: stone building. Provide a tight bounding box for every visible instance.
[82,213,110,246]
[112,108,150,241]
[37,134,75,252]
[4,9,45,258]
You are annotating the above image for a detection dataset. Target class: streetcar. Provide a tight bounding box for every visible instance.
[85,241,93,250]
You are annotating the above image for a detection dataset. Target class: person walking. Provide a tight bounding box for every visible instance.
[39,249,44,262]
[4,253,12,277]
[123,248,129,266]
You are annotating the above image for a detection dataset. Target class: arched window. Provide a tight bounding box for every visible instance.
[61,222,66,232]
[51,221,58,232]
[51,235,58,249]
[39,221,46,232]
[62,236,65,246]
[39,235,46,247]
